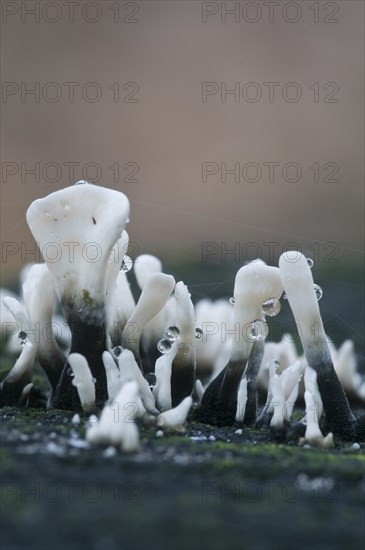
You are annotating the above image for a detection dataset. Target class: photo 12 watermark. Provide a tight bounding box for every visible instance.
[1,239,140,265]
[201,2,340,24]
[202,82,340,103]
[201,161,340,184]
[1,1,140,24]
[2,161,140,185]
[1,481,143,503]
[1,81,140,104]
[200,241,340,264]
[201,476,338,504]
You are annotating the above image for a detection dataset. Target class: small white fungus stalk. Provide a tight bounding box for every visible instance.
[0,288,20,335]
[258,359,302,431]
[279,251,357,440]
[134,254,169,374]
[304,365,323,420]
[195,299,234,372]
[280,360,303,419]
[108,271,136,348]
[86,380,140,453]
[257,334,297,393]
[195,379,205,403]
[22,263,65,391]
[241,340,265,425]
[235,377,248,423]
[157,396,193,429]
[257,358,280,426]
[122,273,175,367]
[334,340,365,402]
[19,383,34,406]
[103,351,147,415]
[0,297,38,404]
[301,391,334,448]
[106,231,136,346]
[153,342,178,412]
[117,349,158,414]
[270,374,286,430]
[68,353,96,413]
[170,282,196,406]
[102,351,123,402]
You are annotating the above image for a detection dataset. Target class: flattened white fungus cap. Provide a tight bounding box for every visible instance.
[26,184,130,320]
[230,260,283,362]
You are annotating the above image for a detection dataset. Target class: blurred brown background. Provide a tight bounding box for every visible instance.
[1,1,364,308]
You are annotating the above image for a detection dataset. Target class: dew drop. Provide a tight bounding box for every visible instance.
[157,339,172,354]
[165,326,180,341]
[262,297,281,317]
[121,255,133,273]
[314,284,323,301]
[307,258,314,268]
[229,297,235,305]
[248,319,269,342]
[195,328,203,340]
[145,373,157,389]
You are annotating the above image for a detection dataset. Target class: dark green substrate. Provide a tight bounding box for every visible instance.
[1,407,364,550]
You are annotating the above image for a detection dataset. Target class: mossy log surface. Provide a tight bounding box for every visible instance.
[1,406,364,550]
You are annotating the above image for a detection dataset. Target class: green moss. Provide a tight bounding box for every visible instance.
[82,289,94,308]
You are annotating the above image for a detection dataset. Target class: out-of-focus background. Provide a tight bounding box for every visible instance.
[1,0,364,349]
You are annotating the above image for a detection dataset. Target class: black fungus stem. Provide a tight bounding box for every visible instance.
[51,313,108,411]
[243,340,265,425]
[194,358,247,426]
[171,354,195,408]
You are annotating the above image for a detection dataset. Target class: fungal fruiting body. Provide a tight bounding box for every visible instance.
[1,183,364,453]
[194,260,283,425]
